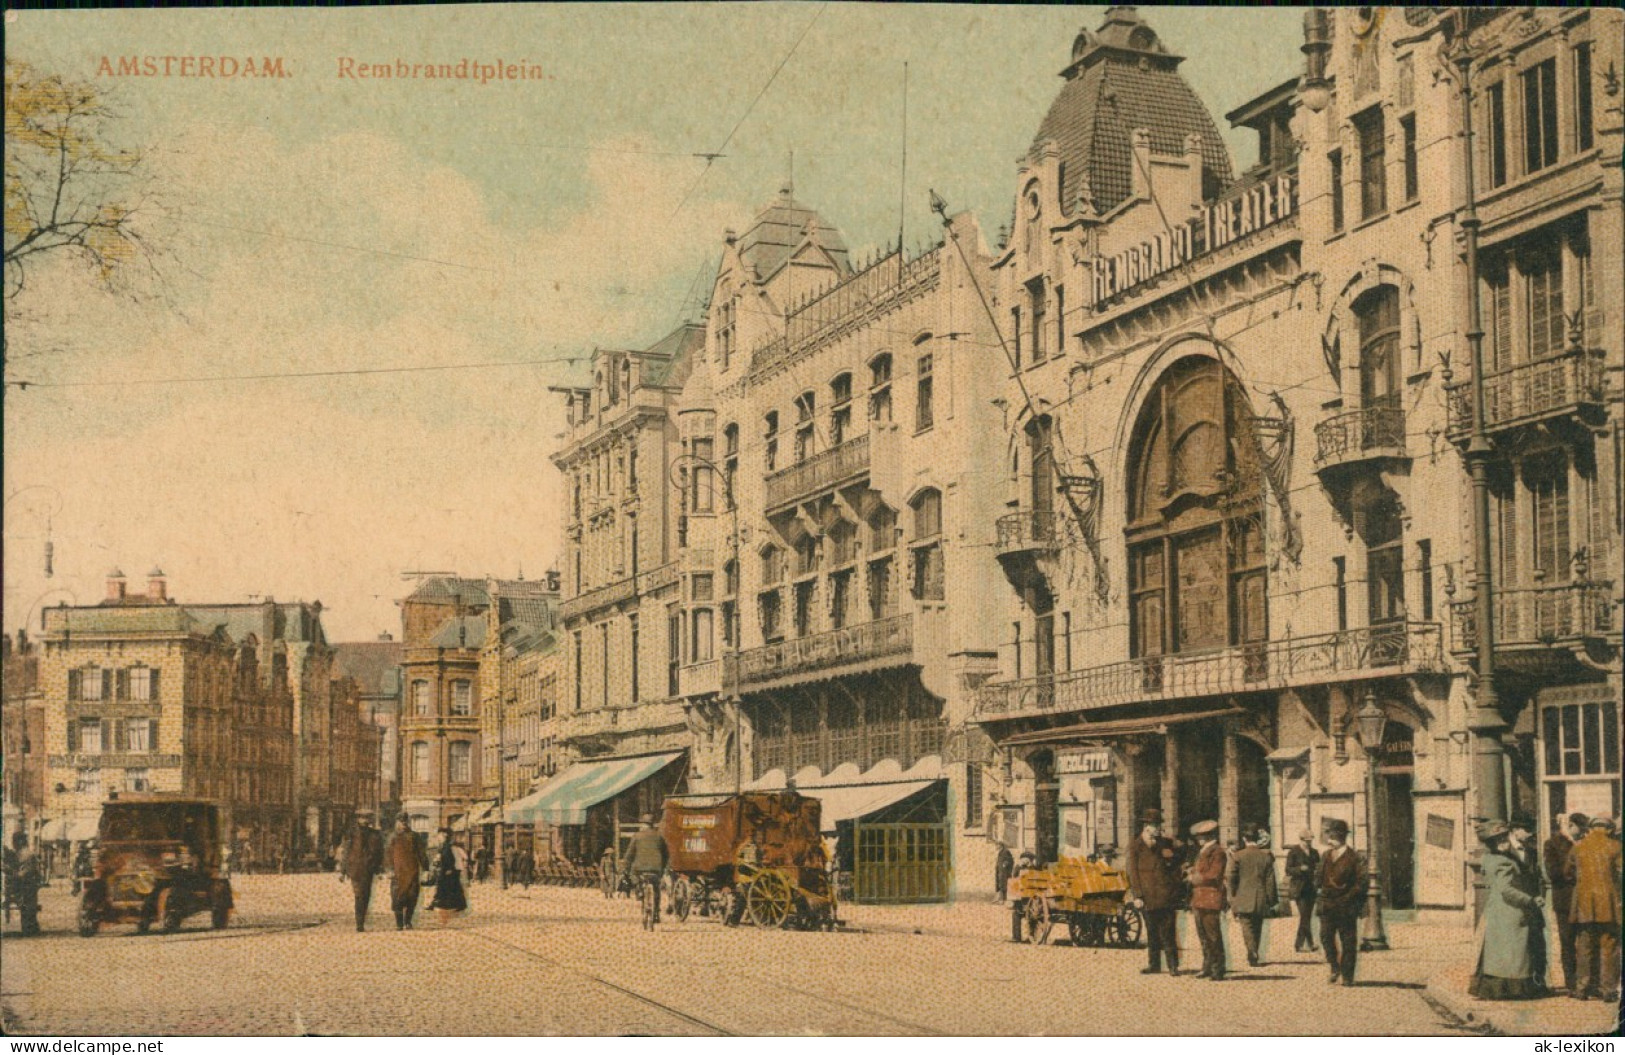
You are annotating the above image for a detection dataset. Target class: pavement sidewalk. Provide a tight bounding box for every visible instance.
[1423,966,1621,1037]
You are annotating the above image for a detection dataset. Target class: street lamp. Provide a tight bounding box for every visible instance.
[1354,691,1389,951]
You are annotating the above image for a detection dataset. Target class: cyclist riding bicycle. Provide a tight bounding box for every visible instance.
[625,812,669,923]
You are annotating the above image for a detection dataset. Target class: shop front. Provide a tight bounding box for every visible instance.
[505,751,688,869]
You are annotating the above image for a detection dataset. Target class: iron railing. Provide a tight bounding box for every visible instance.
[1444,348,1607,439]
[1314,405,1407,464]
[726,613,913,688]
[765,434,870,510]
[749,249,942,379]
[1450,581,1617,650]
[974,622,1444,720]
[995,510,1063,556]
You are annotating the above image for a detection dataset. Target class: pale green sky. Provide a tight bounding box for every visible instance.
[3,4,1303,640]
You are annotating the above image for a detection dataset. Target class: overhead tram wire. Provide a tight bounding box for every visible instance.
[8,354,588,391]
[669,2,829,220]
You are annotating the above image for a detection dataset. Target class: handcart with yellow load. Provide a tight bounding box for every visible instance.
[1008,853,1143,947]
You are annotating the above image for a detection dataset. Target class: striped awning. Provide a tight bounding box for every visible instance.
[505,752,682,826]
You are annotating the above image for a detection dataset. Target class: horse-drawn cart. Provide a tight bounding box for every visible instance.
[662,790,838,930]
[1008,855,1143,947]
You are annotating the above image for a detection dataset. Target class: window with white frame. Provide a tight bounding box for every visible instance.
[411,741,430,783]
[76,767,101,794]
[125,768,151,793]
[129,667,153,701]
[79,718,103,755]
[450,741,472,784]
[451,680,472,716]
[126,718,152,753]
[412,679,431,716]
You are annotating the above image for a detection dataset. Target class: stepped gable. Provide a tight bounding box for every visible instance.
[1034,6,1233,216]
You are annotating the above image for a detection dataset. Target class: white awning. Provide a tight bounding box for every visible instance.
[746,756,945,833]
[506,752,683,826]
[40,817,99,842]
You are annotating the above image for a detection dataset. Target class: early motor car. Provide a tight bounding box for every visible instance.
[77,795,234,936]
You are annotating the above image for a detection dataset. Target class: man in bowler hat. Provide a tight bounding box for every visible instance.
[1125,807,1184,975]
[1316,817,1368,985]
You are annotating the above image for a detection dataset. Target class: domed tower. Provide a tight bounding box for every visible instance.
[1033,6,1233,219]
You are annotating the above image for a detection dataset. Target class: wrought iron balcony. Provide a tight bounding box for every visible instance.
[974,622,1444,721]
[725,613,913,690]
[1444,348,1607,443]
[1450,581,1617,666]
[1313,406,1407,472]
[996,510,1062,558]
[765,434,870,512]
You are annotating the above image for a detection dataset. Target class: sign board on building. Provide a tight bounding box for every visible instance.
[1416,794,1466,908]
[1057,748,1112,776]
[1090,173,1298,305]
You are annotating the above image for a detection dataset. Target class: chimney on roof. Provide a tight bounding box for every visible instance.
[545,569,561,593]
[377,631,394,642]
[147,567,168,603]
[106,568,127,602]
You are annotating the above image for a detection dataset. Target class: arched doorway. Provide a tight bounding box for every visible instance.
[1236,737,1271,836]
[1376,718,1417,910]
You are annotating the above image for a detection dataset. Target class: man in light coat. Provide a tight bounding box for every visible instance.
[1565,816,1621,1003]
[1228,825,1279,967]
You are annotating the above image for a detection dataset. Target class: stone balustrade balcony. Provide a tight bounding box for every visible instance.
[765,434,870,512]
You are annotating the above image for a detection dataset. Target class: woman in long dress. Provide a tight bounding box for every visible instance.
[429,830,469,926]
[1469,820,1546,999]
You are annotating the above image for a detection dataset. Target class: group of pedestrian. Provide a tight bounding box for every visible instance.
[1472,812,1620,1003]
[1120,808,1370,985]
[339,812,469,932]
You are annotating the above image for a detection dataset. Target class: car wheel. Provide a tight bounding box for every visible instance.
[77,899,99,938]
[159,891,184,934]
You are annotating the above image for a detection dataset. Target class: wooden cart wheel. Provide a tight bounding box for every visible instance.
[670,876,692,922]
[1066,912,1089,948]
[745,869,793,928]
[1023,896,1053,945]
[1113,904,1145,948]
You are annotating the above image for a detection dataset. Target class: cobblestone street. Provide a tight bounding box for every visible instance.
[3,875,1483,1036]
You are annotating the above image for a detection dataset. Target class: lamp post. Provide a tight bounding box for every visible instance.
[1355,691,1390,951]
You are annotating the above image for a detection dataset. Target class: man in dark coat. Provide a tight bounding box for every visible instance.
[341,813,386,932]
[1286,828,1320,952]
[993,842,1015,904]
[626,813,669,922]
[1565,816,1621,1003]
[387,815,428,930]
[1316,817,1368,986]
[4,832,43,936]
[1228,825,1279,967]
[1125,808,1183,976]
[1543,812,1582,993]
[1188,820,1228,981]
[1509,816,1547,993]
